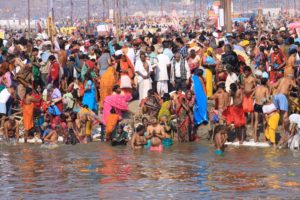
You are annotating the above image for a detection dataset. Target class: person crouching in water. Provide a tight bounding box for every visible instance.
[111,125,129,146]
[44,125,60,145]
[262,96,280,148]
[146,117,165,151]
[131,124,147,149]
[214,125,228,155]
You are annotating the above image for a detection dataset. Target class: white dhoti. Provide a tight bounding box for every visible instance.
[157,80,168,96]
[138,78,152,102]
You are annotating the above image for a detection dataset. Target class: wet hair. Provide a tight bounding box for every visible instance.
[261,78,268,85]
[82,104,89,109]
[85,72,92,81]
[136,124,145,133]
[230,83,238,93]
[289,48,297,56]
[218,82,226,90]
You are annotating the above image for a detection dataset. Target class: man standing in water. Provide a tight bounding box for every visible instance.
[242,66,256,133]
[253,78,270,142]
[223,83,246,144]
[273,72,297,135]
[146,117,165,151]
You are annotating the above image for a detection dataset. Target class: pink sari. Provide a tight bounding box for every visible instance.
[102,94,132,125]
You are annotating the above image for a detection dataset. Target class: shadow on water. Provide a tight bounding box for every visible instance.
[0,142,300,199]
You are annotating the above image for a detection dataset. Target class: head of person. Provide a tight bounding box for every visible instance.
[273,45,280,54]
[186,90,193,100]
[195,68,204,77]
[243,66,252,77]
[261,77,268,86]
[136,124,145,136]
[117,125,123,134]
[146,46,152,54]
[110,108,116,114]
[113,85,121,94]
[47,83,54,94]
[85,72,92,81]
[175,52,181,62]
[140,52,146,62]
[229,83,238,95]
[147,89,154,97]
[121,54,127,62]
[217,82,226,91]
[32,47,39,56]
[25,87,33,96]
[157,47,164,54]
[142,117,149,127]
[8,116,15,123]
[160,115,168,124]
[48,55,56,62]
[41,122,49,131]
[190,49,196,58]
[224,44,232,54]
[206,47,213,56]
[162,93,170,102]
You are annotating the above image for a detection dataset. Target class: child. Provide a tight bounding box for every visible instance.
[214,125,228,155]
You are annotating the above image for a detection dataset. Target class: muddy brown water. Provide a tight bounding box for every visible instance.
[0,142,300,199]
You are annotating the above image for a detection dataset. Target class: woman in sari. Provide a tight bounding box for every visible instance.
[102,85,132,125]
[82,72,98,113]
[118,55,135,95]
[99,66,116,109]
[187,49,201,72]
[176,90,195,142]
[202,47,217,98]
[192,69,208,127]
[158,93,173,122]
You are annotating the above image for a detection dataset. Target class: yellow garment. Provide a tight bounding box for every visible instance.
[265,113,280,143]
[86,121,92,136]
[158,101,171,121]
[205,69,213,98]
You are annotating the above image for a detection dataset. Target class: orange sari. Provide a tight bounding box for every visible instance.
[100,67,116,108]
[23,102,34,131]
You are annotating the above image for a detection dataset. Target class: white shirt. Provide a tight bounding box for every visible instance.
[173,60,190,79]
[135,60,152,83]
[155,54,170,81]
[126,48,135,65]
[225,72,238,93]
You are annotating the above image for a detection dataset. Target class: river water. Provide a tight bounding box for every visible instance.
[0,142,299,199]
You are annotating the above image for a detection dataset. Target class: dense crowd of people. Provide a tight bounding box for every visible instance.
[1,19,300,153]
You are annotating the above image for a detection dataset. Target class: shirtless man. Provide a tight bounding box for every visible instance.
[242,66,256,130]
[253,78,270,142]
[44,125,59,144]
[273,73,297,134]
[3,117,19,144]
[227,83,246,144]
[209,82,230,125]
[146,117,165,150]
[131,124,147,149]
